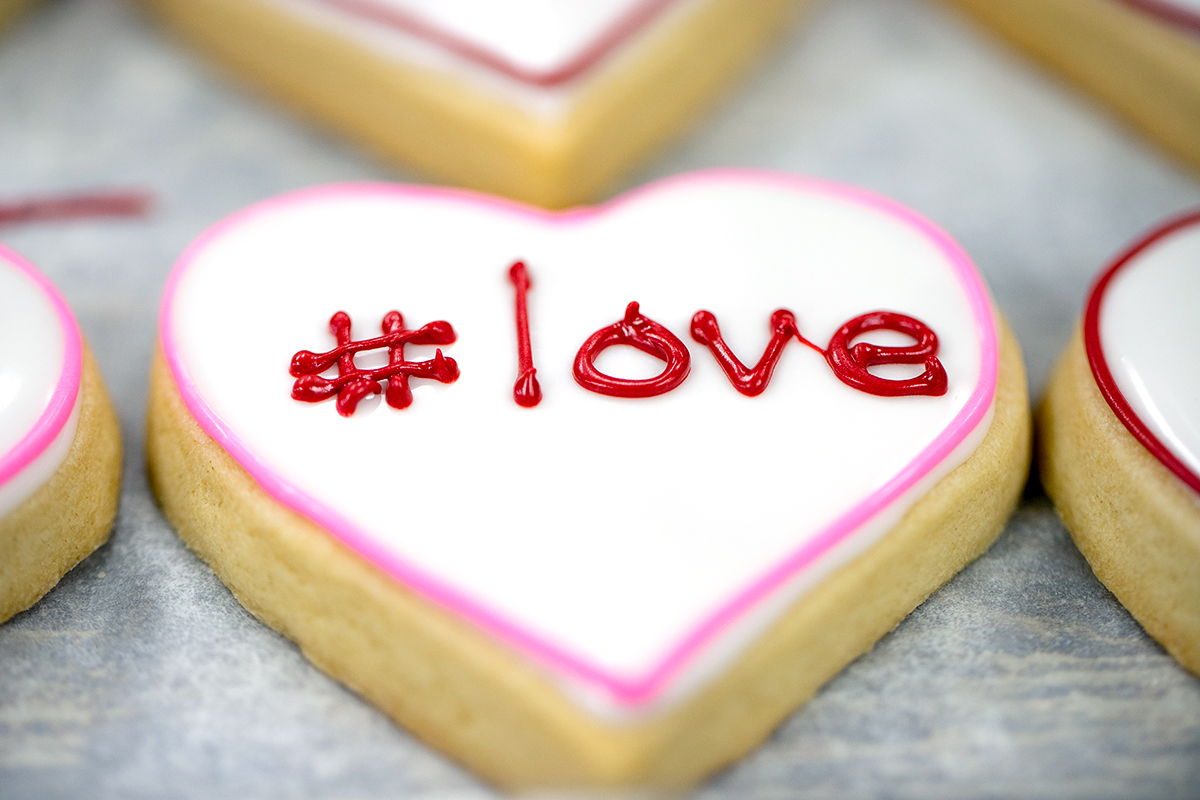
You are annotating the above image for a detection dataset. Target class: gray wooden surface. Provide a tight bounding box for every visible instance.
[1,0,1198,797]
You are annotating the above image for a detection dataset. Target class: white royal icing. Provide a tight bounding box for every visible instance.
[1099,219,1200,488]
[336,0,660,75]
[164,174,996,717]
[0,254,80,519]
[258,0,703,116]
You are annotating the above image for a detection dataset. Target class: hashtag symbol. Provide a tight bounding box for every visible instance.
[289,311,460,416]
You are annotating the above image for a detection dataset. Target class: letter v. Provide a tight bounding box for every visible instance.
[690,309,803,397]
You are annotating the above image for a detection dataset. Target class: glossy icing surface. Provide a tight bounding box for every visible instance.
[1088,211,1200,495]
[161,172,997,713]
[0,247,82,518]
[268,0,688,93]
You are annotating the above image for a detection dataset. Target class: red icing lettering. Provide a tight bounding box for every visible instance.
[690,308,824,396]
[573,301,691,398]
[290,310,459,416]
[509,261,542,408]
[824,311,947,397]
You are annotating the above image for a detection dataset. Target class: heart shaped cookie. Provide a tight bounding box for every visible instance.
[1040,209,1200,676]
[0,0,37,34]
[0,244,121,622]
[147,171,1030,787]
[945,0,1200,175]
[133,0,812,207]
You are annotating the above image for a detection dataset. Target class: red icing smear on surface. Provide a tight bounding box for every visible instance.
[691,308,823,396]
[1117,0,1200,35]
[1084,208,1200,495]
[313,0,679,88]
[291,311,459,416]
[574,301,690,397]
[0,190,153,226]
[509,261,542,407]
[825,312,948,397]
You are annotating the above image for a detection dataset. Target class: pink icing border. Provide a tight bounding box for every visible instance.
[0,244,82,493]
[159,170,999,707]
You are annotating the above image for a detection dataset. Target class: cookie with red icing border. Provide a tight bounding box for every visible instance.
[1040,210,1200,676]
[132,0,813,208]
[944,0,1200,174]
[146,171,1030,788]
[0,245,122,623]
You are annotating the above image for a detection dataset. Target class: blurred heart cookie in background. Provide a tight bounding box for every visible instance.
[0,0,37,33]
[944,0,1200,174]
[133,0,816,207]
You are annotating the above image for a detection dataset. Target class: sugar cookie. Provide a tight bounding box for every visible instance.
[1040,209,1200,676]
[134,0,813,207]
[945,0,1200,173]
[0,245,122,623]
[0,0,36,33]
[146,171,1030,788]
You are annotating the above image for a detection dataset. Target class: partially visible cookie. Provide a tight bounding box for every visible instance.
[133,0,814,207]
[944,0,1200,174]
[0,245,122,623]
[0,0,37,33]
[1040,210,1200,675]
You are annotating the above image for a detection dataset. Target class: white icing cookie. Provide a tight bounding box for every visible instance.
[0,245,122,623]
[944,0,1200,175]
[147,171,1030,787]
[132,0,814,207]
[1040,210,1200,676]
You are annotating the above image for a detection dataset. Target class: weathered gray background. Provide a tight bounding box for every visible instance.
[1,0,1198,797]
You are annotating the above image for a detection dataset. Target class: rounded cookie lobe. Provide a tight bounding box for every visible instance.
[0,246,81,519]
[0,245,121,623]
[1085,209,1200,494]
[1041,209,1200,677]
